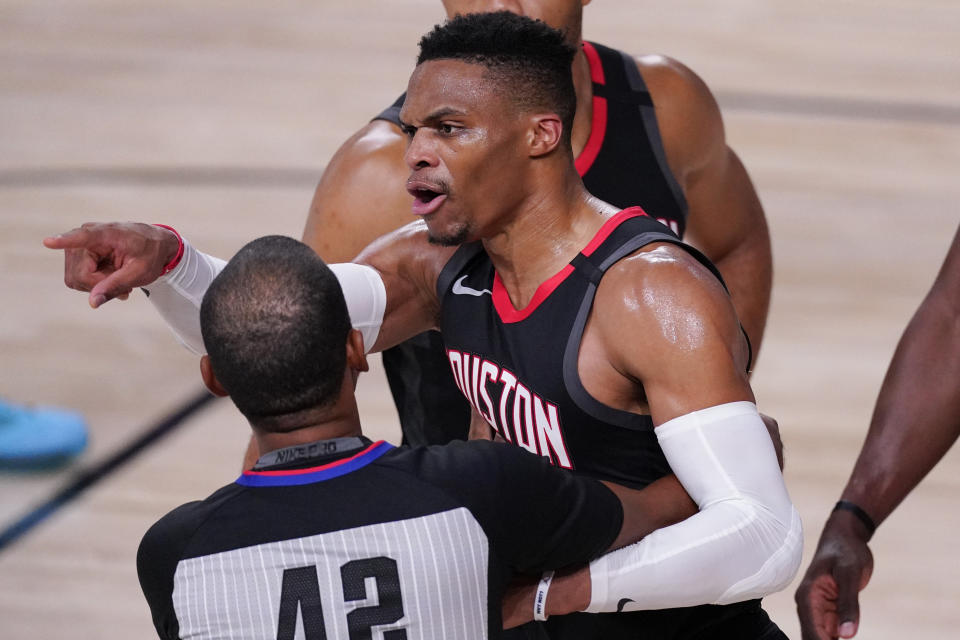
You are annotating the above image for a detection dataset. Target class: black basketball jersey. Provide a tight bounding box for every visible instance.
[137,437,622,640]
[437,210,773,639]
[437,208,718,489]
[376,41,688,447]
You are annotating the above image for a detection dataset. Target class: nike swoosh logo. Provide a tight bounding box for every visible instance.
[452,275,492,297]
[616,598,634,613]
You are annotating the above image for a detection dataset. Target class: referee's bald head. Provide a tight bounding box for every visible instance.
[200,235,352,430]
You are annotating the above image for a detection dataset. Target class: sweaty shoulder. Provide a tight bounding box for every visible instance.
[632,54,726,183]
[303,119,414,262]
[593,242,751,422]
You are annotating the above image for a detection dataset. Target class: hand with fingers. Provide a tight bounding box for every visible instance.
[43,222,181,308]
[795,511,874,640]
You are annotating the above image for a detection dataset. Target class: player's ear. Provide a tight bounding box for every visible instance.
[528,113,564,158]
[200,355,229,398]
[345,329,369,374]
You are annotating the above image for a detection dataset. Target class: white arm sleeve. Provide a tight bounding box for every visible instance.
[145,240,385,356]
[326,262,387,354]
[586,401,802,612]
[144,237,226,355]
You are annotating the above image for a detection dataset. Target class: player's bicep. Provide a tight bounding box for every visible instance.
[599,247,752,425]
[302,121,414,263]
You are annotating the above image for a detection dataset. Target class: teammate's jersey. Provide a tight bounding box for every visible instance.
[137,437,621,640]
[437,209,775,639]
[376,41,687,447]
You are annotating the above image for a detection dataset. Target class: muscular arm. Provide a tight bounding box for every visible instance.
[504,250,795,626]
[578,245,799,611]
[641,55,772,360]
[302,120,414,262]
[796,225,960,640]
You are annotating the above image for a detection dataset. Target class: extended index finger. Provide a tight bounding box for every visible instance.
[42,227,95,250]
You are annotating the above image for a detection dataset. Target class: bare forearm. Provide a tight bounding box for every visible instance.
[601,474,695,551]
[841,288,960,525]
[683,149,772,362]
[710,224,772,362]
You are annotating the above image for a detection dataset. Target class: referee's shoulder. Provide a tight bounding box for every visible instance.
[139,483,243,554]
[382,439,541,477]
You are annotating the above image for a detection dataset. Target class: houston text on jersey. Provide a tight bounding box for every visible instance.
[446,349,573,469]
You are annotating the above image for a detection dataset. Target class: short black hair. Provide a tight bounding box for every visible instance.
[200,236,352,429]
[417,11,577,144]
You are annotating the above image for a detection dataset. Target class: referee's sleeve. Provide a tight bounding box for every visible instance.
[137,504,200,640]
[436,441,623,574]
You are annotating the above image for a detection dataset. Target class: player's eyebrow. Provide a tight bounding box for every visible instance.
[402,106,468,128]
[422,107,467,122]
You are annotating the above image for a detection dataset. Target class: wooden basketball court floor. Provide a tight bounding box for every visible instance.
[1,1,958,637]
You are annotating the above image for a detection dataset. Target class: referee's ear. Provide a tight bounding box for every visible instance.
[345,329,369,375]
[200,355,229,398]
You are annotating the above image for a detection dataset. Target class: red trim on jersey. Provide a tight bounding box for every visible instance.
[582,40,606,84]
[242,440,388,477]
[492,207,648,324]
[492,265,576,324]
[581,207,648,256]
[575,42,608,177]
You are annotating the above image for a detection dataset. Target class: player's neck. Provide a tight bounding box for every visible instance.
[482,173,614,310]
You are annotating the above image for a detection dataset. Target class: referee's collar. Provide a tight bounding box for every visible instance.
[251,436,375,471]
[238,438,395,488]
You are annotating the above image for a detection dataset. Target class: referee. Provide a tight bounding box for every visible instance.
[136,236,691,640]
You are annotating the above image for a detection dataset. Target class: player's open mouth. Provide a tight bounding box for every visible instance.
[407,182,448,216]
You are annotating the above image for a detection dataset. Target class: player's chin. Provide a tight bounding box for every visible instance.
[426,220,471,247]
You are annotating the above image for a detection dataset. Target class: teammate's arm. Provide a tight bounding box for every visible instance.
[301,120,415,262]
[640,55,772,359]
[795,224,960,640]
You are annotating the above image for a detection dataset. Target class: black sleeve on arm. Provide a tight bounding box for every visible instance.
[137,502,204,640]
[425,441,623,573]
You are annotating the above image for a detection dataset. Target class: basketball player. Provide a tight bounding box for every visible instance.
[137,235,696,640]
[308,0,772,447]
[48,13,799,639]
[794,224,960,640]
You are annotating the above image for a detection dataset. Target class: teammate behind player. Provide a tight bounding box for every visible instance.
[308,0,772,447]
[137,235,694,640]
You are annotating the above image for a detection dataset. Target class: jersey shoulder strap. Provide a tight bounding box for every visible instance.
[586,41,653,107]
[571,212,753,370]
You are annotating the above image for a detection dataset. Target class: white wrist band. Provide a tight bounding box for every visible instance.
[533,570,555,621]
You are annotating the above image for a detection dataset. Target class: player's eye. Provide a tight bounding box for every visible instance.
[439,123,457,135]
[399,123,417,138]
